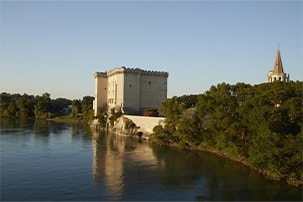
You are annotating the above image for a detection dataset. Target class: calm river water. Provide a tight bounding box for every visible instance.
[0,119,302,201]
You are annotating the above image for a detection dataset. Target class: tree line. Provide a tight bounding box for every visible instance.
[152,81,303,185]
[0,92,94,120]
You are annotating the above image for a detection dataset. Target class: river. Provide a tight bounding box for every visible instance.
[0,119,301,201]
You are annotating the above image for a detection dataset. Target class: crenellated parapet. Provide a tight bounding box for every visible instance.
[106,66,168,77]
[94,72,107,78]
[126,68,169,77]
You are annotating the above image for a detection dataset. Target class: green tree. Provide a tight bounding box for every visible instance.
[153,81,303,184]
[81,96,94,113]
[109,108,122,126]
[34,93,52,118]
[16,94,35,118]
[175,108,201,146]
[51,98,72,115]
[97,105,108,127]
[81,96,95,121]
[71,99,82,117]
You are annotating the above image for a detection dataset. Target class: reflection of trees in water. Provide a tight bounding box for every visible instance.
[1,119,92,141]
[33,120,92,139]
[49,122,69,134]
[71,122,93,141]
[34,120,70,136]
[151,146,204,188]
[152,146,237,199]
[0,118,35,133]
[34,120,52,136]
[151,145,300,201]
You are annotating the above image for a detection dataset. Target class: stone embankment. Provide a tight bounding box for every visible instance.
[124,115,165,134]
[91,115,165,139]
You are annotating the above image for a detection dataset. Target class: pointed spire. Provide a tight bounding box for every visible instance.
[273,47,284,74]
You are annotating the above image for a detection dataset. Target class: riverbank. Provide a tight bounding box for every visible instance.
[89,119,303,187]
[79,118,303,187]
[46,117,87,124]
[149,138,303,187]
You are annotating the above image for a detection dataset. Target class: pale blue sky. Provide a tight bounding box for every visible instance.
[1,0,302,99]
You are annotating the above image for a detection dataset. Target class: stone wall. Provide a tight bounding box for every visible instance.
[106,115,165,139]
[124,115,165,134]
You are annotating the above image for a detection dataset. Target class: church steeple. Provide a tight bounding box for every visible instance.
[267,47,289,83]
[273,48,284,74]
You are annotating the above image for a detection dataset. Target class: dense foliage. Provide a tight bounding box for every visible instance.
[0,92,95,121]
[152,81,303,185]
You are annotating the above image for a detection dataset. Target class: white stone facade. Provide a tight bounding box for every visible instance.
[93,67,168,116]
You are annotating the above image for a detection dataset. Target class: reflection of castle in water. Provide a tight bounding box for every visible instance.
[91,130,160,200]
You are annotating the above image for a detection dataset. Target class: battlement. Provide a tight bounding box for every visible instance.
[106,66,168,77]
[125,67,169,77]
[94,72,107,78]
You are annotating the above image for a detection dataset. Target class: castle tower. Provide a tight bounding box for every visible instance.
[93,72,108,116]
[93,67,168,116]
[267,48,289,83]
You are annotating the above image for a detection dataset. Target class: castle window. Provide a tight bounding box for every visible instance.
[279,77,281,81]
[129,84,132,88]
[149,81,151,85]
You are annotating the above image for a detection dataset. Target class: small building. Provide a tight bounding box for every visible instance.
[267,48,290,83]
[93,66,168,116]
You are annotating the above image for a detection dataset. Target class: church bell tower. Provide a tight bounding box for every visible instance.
[267,47,289,83]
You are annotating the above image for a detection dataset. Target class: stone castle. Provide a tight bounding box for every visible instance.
[93,48,289,116]
[267,48,290,83]
[93,66,168,116]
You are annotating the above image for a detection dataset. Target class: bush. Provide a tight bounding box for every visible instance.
[109,108,122,126]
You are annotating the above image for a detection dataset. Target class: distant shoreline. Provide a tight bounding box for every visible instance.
[46,117,88,124]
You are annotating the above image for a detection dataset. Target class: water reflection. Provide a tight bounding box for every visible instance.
[0,118,35,135]
[91,130,302,201]
[153,145,302,201]
[34,120,52,136]
[1,119,301,201]
[0,118,92,144]
[70,122,93,142]
[91,130,158,200]
[92,132,123,200]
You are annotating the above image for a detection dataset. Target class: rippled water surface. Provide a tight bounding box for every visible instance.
[1,119,302,201]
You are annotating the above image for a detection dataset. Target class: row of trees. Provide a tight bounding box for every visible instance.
[152,81,303,185]
[0,92,94,120]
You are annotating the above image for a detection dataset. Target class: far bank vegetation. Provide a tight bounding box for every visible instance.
[0,92,95,122]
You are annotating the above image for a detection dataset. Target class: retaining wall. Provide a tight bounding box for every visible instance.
[124,115,165,134]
